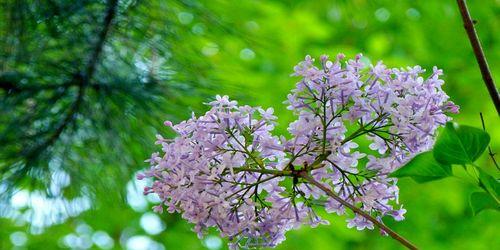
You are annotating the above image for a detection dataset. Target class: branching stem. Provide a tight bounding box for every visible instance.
[300,173,418,250]
[232,161,418,249]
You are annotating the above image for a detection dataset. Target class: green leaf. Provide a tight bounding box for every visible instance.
[470,192,500,215]
[390,151,452,183]
[433,122,490,165]
[477,168,500,204]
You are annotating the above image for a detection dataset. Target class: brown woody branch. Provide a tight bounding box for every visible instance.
[456,0,500,115]
[300,173,418,250]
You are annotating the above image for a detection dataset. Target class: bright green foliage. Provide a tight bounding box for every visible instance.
[477,168,500,203]
[434,123,490,165]
[470,192,499,215]
[391,152,452,183]
[396,122,499,216]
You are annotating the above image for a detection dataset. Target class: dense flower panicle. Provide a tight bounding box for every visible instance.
[140,54,458,249]
[142,97,296,248]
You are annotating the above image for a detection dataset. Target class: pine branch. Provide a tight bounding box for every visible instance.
[23,0,119,159]
[0,76,73,92]
[83,0,118,79]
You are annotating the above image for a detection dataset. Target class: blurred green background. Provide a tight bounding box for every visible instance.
[0,0,499,249]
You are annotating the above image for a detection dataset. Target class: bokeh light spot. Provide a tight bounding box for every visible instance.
[140,212,166,235]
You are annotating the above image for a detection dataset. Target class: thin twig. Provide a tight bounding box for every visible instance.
[233,167,291,176]
[300,173,418,250]
[456,0,500,115]
[479,112,499,170]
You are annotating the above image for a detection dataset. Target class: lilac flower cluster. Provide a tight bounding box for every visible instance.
[140,54,458,249]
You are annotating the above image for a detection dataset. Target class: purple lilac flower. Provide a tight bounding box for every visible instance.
[140,54,457,249]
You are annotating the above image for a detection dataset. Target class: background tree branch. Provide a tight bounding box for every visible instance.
[456,0,500,115]
[0,0,218,198]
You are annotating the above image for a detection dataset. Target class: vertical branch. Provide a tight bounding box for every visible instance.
[456,0,500,115]
[300,173,418,250]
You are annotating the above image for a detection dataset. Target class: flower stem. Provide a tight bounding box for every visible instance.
[233,167,291,176]
[299,173,418,250]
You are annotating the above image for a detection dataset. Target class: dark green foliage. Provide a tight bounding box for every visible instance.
[0,0,219,200]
